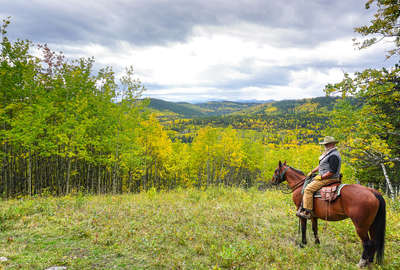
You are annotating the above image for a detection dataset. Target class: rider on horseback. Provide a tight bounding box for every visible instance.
[296,136,341,219]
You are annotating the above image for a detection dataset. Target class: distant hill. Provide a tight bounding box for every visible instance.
[147,96,339,118]
[147,98,264,118]
[233,96,340,116]
[147,99,208,117]
[191,99,273,104]
[195,101,263,116]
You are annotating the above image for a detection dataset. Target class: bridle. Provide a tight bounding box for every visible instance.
[273,166,289,183]
[273,165,306,193]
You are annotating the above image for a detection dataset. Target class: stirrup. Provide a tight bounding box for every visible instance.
[296,210,312,219]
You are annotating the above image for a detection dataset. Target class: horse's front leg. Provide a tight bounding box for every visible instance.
[300,217,307,247]
[311,218,320,244]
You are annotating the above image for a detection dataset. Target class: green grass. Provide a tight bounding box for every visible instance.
[0,187,399,269]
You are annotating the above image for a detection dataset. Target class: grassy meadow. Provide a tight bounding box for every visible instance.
[0,187,399,269]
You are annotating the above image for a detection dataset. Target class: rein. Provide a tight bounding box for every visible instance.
[290,178,306,192]
[281,177,306,194]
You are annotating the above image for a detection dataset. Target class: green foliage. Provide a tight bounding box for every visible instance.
[354,0,400,58]
[325,68,400,184]
[0,19,148,196]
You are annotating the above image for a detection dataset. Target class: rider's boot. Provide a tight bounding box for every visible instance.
[296,207,303,217]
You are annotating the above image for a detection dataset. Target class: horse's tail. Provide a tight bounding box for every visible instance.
[371,192,386,265]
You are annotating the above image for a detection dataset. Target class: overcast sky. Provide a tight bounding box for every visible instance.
[1,0,396,102]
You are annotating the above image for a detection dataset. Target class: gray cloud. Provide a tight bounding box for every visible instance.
[2,0,374,48]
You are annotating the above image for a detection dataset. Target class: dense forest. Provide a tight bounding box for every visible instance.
[1,0,400,199]
[158,96,338,144]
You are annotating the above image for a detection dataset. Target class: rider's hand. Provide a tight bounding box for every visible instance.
[306,171,313,177]
[314,175,322,181]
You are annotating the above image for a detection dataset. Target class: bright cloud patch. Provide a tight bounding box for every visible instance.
[47,22,394,102]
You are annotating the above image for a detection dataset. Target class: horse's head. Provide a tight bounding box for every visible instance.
[271,161,289,185]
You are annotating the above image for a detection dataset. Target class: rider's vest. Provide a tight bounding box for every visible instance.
[318,148,341,179]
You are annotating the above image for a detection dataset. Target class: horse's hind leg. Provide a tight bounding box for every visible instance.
[341,185,382,267]
[355,226,373,268]
[311,218,320,244]
[348,203,379,266]
[368,227,376,263]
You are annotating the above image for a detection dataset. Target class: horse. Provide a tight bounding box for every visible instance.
[271,161,386,268]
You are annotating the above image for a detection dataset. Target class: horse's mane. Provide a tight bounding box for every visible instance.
[288,166,305,176]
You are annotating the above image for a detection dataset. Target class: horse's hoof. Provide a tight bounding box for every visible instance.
[315,239,320,245]
[357,258,369,268]
[299,242,307,248]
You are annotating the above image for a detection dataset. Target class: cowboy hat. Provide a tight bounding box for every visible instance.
[319,136,339,145]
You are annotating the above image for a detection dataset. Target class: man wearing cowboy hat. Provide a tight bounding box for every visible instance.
[296,136,342,219]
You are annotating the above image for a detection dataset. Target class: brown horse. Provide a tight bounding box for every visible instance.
[271,161,386,268]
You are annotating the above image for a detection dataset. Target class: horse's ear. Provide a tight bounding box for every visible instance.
[279,161,282,168]
[283,161,287,166]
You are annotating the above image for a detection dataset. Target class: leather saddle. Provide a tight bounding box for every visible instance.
[314,182,346,202]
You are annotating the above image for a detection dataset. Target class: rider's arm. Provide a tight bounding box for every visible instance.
[311,166,319,174]
[328,155,339,173]
[307,166,319,177]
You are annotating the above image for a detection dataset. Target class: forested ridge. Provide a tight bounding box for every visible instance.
[147,98,265,118]
[1,0,400,199]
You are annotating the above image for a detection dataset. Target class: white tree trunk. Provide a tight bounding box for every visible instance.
[380,163,394,196]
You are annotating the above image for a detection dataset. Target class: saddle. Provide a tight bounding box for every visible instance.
[314,182,347,202]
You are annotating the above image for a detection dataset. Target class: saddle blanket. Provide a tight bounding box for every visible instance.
[314,184,347,202]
